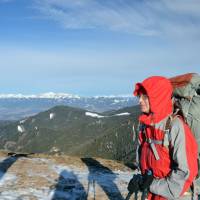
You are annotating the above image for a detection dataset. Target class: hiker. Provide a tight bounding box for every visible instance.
[128,76,198,200]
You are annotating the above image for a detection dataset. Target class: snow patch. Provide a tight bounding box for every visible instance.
[85,112,105,118]
[17,125,25,133]
[114,112,130,116]
[0,188,50,200]
[0,171,17,186]
[49,113,55,120]
[114,99,120,103]
[19,118,27,124]
[85,112,130,118]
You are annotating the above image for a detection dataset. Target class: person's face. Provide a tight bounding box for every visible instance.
[138,94,150,114]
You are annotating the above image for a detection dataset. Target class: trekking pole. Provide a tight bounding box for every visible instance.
[93,179,96,200]
[125,191,133,200]
[141,189,149,200]
[132,123,136,143]
[125,190,148,200]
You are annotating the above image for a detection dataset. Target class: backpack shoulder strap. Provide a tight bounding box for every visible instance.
[165,115,173,132]
[163,114,183,147]
[163,115,175,147]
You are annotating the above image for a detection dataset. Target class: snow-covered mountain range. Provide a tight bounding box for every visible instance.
[0,93,137,120]
[0,92,80,99]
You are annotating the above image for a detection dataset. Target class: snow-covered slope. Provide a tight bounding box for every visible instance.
[0,151,135,200]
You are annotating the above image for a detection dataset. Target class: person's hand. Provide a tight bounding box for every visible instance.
[127,174,143,193]
[140,170,154,191]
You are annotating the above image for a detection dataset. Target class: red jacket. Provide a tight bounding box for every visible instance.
[134,76,198,200]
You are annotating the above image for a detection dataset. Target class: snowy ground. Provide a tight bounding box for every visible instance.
[0,152,135,200]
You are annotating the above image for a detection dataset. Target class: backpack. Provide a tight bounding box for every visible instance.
[169,73,200,154]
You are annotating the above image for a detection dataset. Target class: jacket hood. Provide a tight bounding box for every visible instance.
[134,76,173,125]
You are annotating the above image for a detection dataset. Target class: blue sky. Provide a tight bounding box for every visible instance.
[0,0,200,96]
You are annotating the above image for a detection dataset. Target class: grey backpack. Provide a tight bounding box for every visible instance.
[170,73,200,155]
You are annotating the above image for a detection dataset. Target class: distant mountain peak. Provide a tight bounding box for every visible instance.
[0,93,137,120]
[93,94,132,98]
[0,92,134,99]
[0,92,80,99]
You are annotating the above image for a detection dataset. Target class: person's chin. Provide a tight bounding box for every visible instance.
[141,108,149,114]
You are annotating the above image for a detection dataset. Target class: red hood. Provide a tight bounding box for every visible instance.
[134,76,173,125]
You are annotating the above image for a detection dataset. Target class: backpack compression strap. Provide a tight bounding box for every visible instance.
[140,124,161,161]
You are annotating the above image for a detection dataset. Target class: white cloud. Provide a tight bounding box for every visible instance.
[33,0,159,36]
[33,0,200,39]
[162,0,200,17]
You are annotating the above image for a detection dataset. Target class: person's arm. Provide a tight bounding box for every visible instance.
[149,118,191,199]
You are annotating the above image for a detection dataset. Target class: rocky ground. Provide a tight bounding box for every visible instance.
[0,151,135,200]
